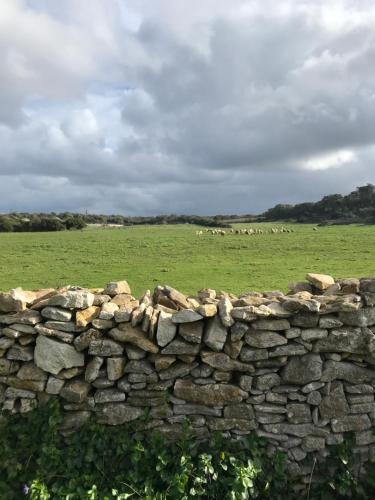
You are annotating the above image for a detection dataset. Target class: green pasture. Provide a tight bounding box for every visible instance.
[0,223,374,296]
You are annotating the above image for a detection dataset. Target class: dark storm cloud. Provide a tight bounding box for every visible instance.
[0,0,374,214]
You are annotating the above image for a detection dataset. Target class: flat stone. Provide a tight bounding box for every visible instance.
[255,404,287,414]
[159,361,197,380]
[201,352,254,372]
[99,302,119,320]
[307,391,322,405]
[76,306,100,327]
[124,360,154,375]
[245,330,287,348]
[203,316,228,351]
[171,309,203,323]
[47,291,95,309]
[331,415,371,433]
[207,418,257,432]
[92,319,115,330]
[34,335,84,375]
[240,347,268,362]
[0,376,45,392]
[306,273,335,290]
[173,404,221,417]
[230,322,249,342]
[264,423,329,438]
[73,328,102,351]
[290,312,319,328]
[41,307,72,322]
[314,327,372,355]
[110,324,159,353]
[231,307,257,322]
[156,311,177,347]
[60,380,90,403]
[104,281,131,296]
[350,402,375,413]
[239,375,253,391]
[161,339,200,356]
[252,319,290,331]
[88,339,124,357]
[164,286,190,309]
[17,362,47,381]
[287,403,311,423]
[114,307,132,323]
[6,345,33,361]
[269,344,307,357]
[94,388,126,404]
[338,308,375,327]
[302,436,325,451]
[319,316,344,329]
[174,379,247,405]
[44,321,84,333]
[0,310,41,325]
[96,403,143,425]
[34,324,75,343]
[281,354,322,385]
[345,384,374,394]
[301,328,328,341]
[255,373,281,390]
[321,361,375,384]
[5,387,36,399]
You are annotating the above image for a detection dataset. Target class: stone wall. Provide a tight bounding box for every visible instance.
[1,273,375,487]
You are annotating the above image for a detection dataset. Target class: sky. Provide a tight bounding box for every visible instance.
[0,0,374,215]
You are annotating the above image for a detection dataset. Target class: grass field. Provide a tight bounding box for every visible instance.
[0,223,374,296]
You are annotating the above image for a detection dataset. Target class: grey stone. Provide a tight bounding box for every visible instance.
[263,423,329,438]
[230,322,249,342]
[290,312,319,328]
[319,316,344,329]
[302,436,325,451]
[281,354,322,385]
[73,328,102,351]
[203,315,228,351]
[240,347,268,362]
[339,308,375,327]
[321,361,375,384]
[331,415,371,433]
[7,345,33,361]
[350,403,375,413]
[124,360,154,375]
[17,362,47,381]
[319,382,349,419]
[34,335,84,375]
[245,330,287,348]
[201,352,254,373]
[287,403,311,423]
[179,321,204,343]
[255,373,281,391]
[96,403,143,425]
[47,291,95,309]
[161,339,200,356]
[41,307,72,322]
[314,327,372,355]
[173,404,222,417]
[174,379,247,405]
[109,324,159,354]
[301,328,328,341]
[269,344,307,357]
[239,375,253,391]
[252,319,290,331]
[94,388,126,403]
[159,361,197,380]
[172,309,203,323]
[107,357,125,381]
[34,324,74,343]
[156,311,177,347]
[285,328,301,339]
[207,418,257,432]
[46,376,65,394]
[88,339,124,357]
[307,391,322,405]
[60,380,90,403]
[85,357,104,383]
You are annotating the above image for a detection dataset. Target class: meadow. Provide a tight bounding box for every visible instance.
[0,222,374,297]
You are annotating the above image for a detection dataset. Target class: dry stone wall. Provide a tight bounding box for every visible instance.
[1,273,375,486]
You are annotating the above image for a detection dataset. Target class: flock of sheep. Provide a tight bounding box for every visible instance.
[195,226,296,236]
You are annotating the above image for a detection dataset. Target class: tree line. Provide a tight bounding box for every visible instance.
[262,184,375,224]
[1,184,374,232]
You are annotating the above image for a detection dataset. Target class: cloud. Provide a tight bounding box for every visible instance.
[0,0,374,214]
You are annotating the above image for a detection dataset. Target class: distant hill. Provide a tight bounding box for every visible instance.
[262,184,375,224]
